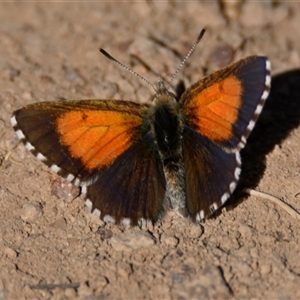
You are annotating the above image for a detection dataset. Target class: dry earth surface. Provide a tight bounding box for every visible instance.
[0,2,300,299]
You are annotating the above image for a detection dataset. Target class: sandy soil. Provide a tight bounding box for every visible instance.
[0,2,300,299]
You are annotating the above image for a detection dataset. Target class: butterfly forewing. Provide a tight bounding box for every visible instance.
[12,100,149,182]
[180,56,271,151]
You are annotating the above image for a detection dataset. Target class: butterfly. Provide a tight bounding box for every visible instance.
[11,30,271,226]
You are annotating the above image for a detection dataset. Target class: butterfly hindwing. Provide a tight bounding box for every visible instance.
[180,56,271,219]
[86,138,166,225]
[182,127,241,221]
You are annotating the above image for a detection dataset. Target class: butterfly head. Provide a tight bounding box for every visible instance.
[152,79,177,105]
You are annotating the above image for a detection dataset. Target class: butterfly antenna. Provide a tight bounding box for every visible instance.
[167,28,206,89]
[100,48,157,92]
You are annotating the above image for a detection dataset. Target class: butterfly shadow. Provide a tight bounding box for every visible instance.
[226,68,300,212]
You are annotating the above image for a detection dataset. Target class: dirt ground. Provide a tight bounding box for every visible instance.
[0,2,300,299]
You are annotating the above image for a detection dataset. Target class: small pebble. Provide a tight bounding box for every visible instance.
[238,224,253,238]
[208,43,234,68]
[260,263,272,275]
[184,224,203,239]
[22,91,32,101]
[51,177,80,202]
[110,230,155,251]
[64,288,77,298]
[160,233,178,247]
[50,217,68,231]
[219,0,241,20]
[20,202,42,222]
[77,282,92,298]
[23,223,32,233]
[4,247,17,258]
[96,227,113,240]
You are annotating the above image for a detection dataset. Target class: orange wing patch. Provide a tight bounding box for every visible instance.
[56,110,142,170]
[187,76,243,141]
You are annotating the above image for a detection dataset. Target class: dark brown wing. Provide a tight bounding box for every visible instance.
[181,56,270,150]
[12,99,147,183]
[182,128,240,221]
[180,57,271,220]
[86,138,166,225]
[11,99,166,224]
